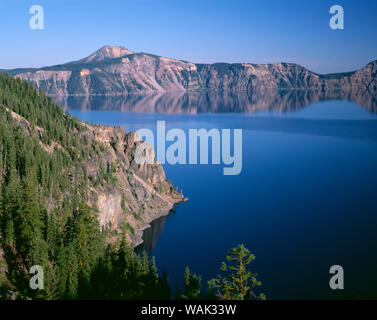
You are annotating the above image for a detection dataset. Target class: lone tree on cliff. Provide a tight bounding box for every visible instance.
[208,244,266,300]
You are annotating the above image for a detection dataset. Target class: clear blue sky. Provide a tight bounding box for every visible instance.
[1,0,376,73]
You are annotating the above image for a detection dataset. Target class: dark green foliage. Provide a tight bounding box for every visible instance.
[87,243,171,300]
[0,73,169,299]
[180,267,202,300]
[126,223,135,235]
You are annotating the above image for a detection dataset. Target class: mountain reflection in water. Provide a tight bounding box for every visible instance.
[64,89,377,298]
[55,89,377,114]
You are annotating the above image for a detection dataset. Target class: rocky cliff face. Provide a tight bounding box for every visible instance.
[85,124,183,246]
[7,46,376,97]
[6,108,183,247]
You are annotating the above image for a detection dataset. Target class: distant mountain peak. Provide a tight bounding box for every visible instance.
[79,45,134,63]
[8,47,377,97]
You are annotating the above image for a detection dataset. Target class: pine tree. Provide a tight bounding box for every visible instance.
[55,242,68,298]
[181,266,202,300]
[66,240,79,299]
[46,209,58,257]
[14,172,44,262]
[208,245,265,300]
[0,169,19,246]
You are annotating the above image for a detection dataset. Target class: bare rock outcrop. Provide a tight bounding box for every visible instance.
[85,124,183,246]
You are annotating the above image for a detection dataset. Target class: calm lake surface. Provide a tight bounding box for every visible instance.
[61,92,377,299]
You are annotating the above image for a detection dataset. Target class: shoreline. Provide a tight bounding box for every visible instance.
[133,200,183,249]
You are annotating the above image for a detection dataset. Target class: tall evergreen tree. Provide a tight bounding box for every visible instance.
[181,267,202,300]
[208,245,265,300]
[14,172,44,262]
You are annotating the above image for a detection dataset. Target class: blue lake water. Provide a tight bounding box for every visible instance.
[65,95,377,299]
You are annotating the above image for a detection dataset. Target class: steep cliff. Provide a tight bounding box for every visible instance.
[5,46,376,97]
[0,73,183,248]
[84,124,183,246]
[9,109,182,246]
[0,73,186,297]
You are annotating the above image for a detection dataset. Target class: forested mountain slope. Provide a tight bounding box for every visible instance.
[0,73,182,299]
